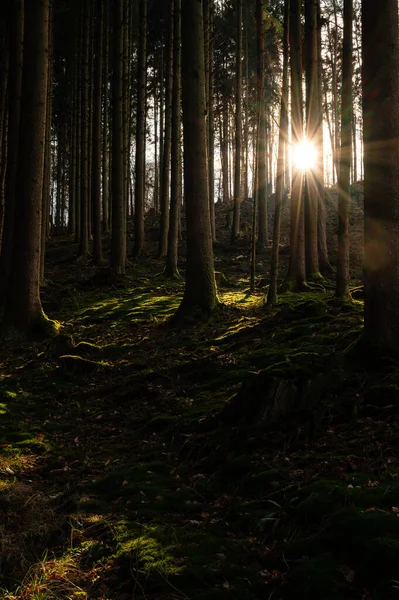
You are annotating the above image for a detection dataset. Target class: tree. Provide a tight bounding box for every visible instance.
[110,0,126,274]
[174,0,219,319]
[231,0,242,243]
[336,0,352,298]
[165,0,181,279]
[362,0,399,348]
[285,0,306,290]
[256,0,268,247]
[316,0,332,275]
[134,0,147,258]
[91,0,104,266]
[3,0,56,335]
[78,0,90,257]
[267,0,289,307]
[304,0,320,279]
[0,0,23,306]
[158,0,173,258]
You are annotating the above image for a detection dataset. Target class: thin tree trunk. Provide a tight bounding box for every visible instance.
[231,0,242,243]
[285,0,306,289]
[158,0,173,258]
[267,0,289,306]
[165,0,181,278]
[133,0,147,257]
[304,0,320,278]
[110,0,126,273]
[256,0,268,246]
[92,0,103,265]
[336,0,352,298]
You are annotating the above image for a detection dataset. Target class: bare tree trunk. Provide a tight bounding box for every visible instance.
[285,0,306,289]
[4,0,55,335]
[231,0,242,243]
[0,0,23,306]
[110,0,126,273]
[336,0,352,298]
[165,0,181,278]
[256,0,268,246]
[304,0,320,279]
[267,0,289,306]
[362,0,399,348]
[92,0,103,265]
[174,0,218,318]
[133,0,147,257]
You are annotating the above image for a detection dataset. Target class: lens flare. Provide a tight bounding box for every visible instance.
[293,140,317,170]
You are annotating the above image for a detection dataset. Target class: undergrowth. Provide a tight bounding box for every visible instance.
[0,211,397,600]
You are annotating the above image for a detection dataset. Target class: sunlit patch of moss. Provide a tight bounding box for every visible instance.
[76,292,181,325]
[115,525,182,576]
[219,290,262,307]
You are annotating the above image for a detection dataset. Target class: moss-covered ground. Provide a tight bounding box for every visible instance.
[0,201,398,600]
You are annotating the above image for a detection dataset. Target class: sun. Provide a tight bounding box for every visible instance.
[293,140,317,171]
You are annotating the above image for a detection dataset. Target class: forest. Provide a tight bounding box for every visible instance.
[0,0,398,598]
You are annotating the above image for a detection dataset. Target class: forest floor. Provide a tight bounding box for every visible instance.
[0,194,398,600]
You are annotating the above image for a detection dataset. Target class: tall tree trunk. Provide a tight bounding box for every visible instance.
[79,0,90,257]
[110,0,126,273]
[231,0,242,243]
[336,0,352,298]
[102,0,110,232]
[133,0,147,258]
[41,12,52,281]
[208,0,216,241]
[362,0,399,348]
[267,0,289,307]
[304,0,320,278]
[256,0,268,246]
[0,0,23,307]
[4,0,55,335]
[316,0,332,275]
[92,0,104,265]
[285,0,306,289]
[175,0,218,319]
[221,92,230,203]
[165,0,181,278]
[158,0,173,258]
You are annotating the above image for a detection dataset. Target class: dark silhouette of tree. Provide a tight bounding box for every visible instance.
[134,0,147,258]
[110,0,126,274]
[362,0,399,348]
[174,0,219,319]
[4,0,56,335]
[336,0,352,298]
[231,0,242,243]
[165,0,181,279]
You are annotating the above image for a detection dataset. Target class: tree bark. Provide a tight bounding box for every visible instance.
[133,0,147,258]
[285,0,306,289]
[267,0,289,306]
[231,0,242,243]
[336,0,352,298]
[362,0,399,348]
[165,0,181,278]
[174,0,218,318]
[4,0,55,335]
[110,0,126,273]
